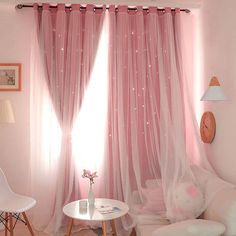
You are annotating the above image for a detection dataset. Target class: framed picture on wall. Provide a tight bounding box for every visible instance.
[0,63,21,91]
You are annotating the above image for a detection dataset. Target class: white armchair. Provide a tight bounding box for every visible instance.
[203,185,236,236]
[131,166,236,236]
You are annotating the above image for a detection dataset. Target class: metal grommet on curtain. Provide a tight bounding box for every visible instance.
[109,5,116,13]
[86,4,94,12]
[165,7,172,13]
[57,4,65,11]
[175,8,181,13]
[42,3,50,11]
[117,5,128,13]
[71,4,80,11]
[149,7,157,14]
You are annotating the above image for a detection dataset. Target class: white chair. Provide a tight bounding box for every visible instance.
[0,168,36,236]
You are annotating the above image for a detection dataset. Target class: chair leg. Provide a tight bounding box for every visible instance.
[5,212,8,236]
[9,213,13,236]
[22,212,35,236]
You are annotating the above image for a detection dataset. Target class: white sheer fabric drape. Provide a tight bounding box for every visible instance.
[30,4,104,235]
[106,6,227,228]
[29,4,231,235]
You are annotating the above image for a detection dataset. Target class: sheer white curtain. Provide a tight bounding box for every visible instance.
[29,4,228,235]
[105,6,224,228]
[30,4,105,235]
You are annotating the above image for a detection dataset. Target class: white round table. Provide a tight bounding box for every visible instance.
[63,198,129,236]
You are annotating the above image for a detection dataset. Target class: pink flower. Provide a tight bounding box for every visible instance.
[82,169,98,184]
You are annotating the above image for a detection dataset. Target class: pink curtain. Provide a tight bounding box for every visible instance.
[106,6,213,226]
[33,4,104,234]
[30,4,224,235]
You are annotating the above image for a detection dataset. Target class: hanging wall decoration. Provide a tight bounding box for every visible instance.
[0,63,22,91]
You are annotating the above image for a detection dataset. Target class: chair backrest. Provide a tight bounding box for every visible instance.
[0,168,14,197]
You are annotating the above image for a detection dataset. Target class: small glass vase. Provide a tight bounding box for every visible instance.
[88,183,95,206]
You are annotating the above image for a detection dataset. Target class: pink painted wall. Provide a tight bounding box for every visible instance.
[200,0,236,184]
[0,4,34,194]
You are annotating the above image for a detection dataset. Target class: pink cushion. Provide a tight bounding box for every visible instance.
[141,187,166,214]
[168,182,204,222]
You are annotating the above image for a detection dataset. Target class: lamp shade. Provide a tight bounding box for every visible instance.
[0,99,15,123]
[201,76,227,101]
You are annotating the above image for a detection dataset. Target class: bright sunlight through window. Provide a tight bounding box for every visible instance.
[72,13,109,175]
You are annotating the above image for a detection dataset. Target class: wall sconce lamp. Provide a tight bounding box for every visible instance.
[201,76,227,101]
[200,76,226,143]
[0,99,15,124]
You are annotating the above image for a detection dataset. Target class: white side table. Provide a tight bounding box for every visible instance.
[63,198,129,236]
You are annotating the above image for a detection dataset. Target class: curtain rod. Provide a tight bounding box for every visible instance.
[15,4,190,13]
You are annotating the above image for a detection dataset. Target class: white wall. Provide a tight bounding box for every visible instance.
[0,4,34,194]
[200,0,236,184]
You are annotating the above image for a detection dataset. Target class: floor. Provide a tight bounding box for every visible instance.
[0,223,47,236]
[0,222,137,236]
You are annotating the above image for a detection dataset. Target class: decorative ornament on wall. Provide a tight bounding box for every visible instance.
[200,111,216,143]
[200,76,226,143]
[0,63,21,91]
